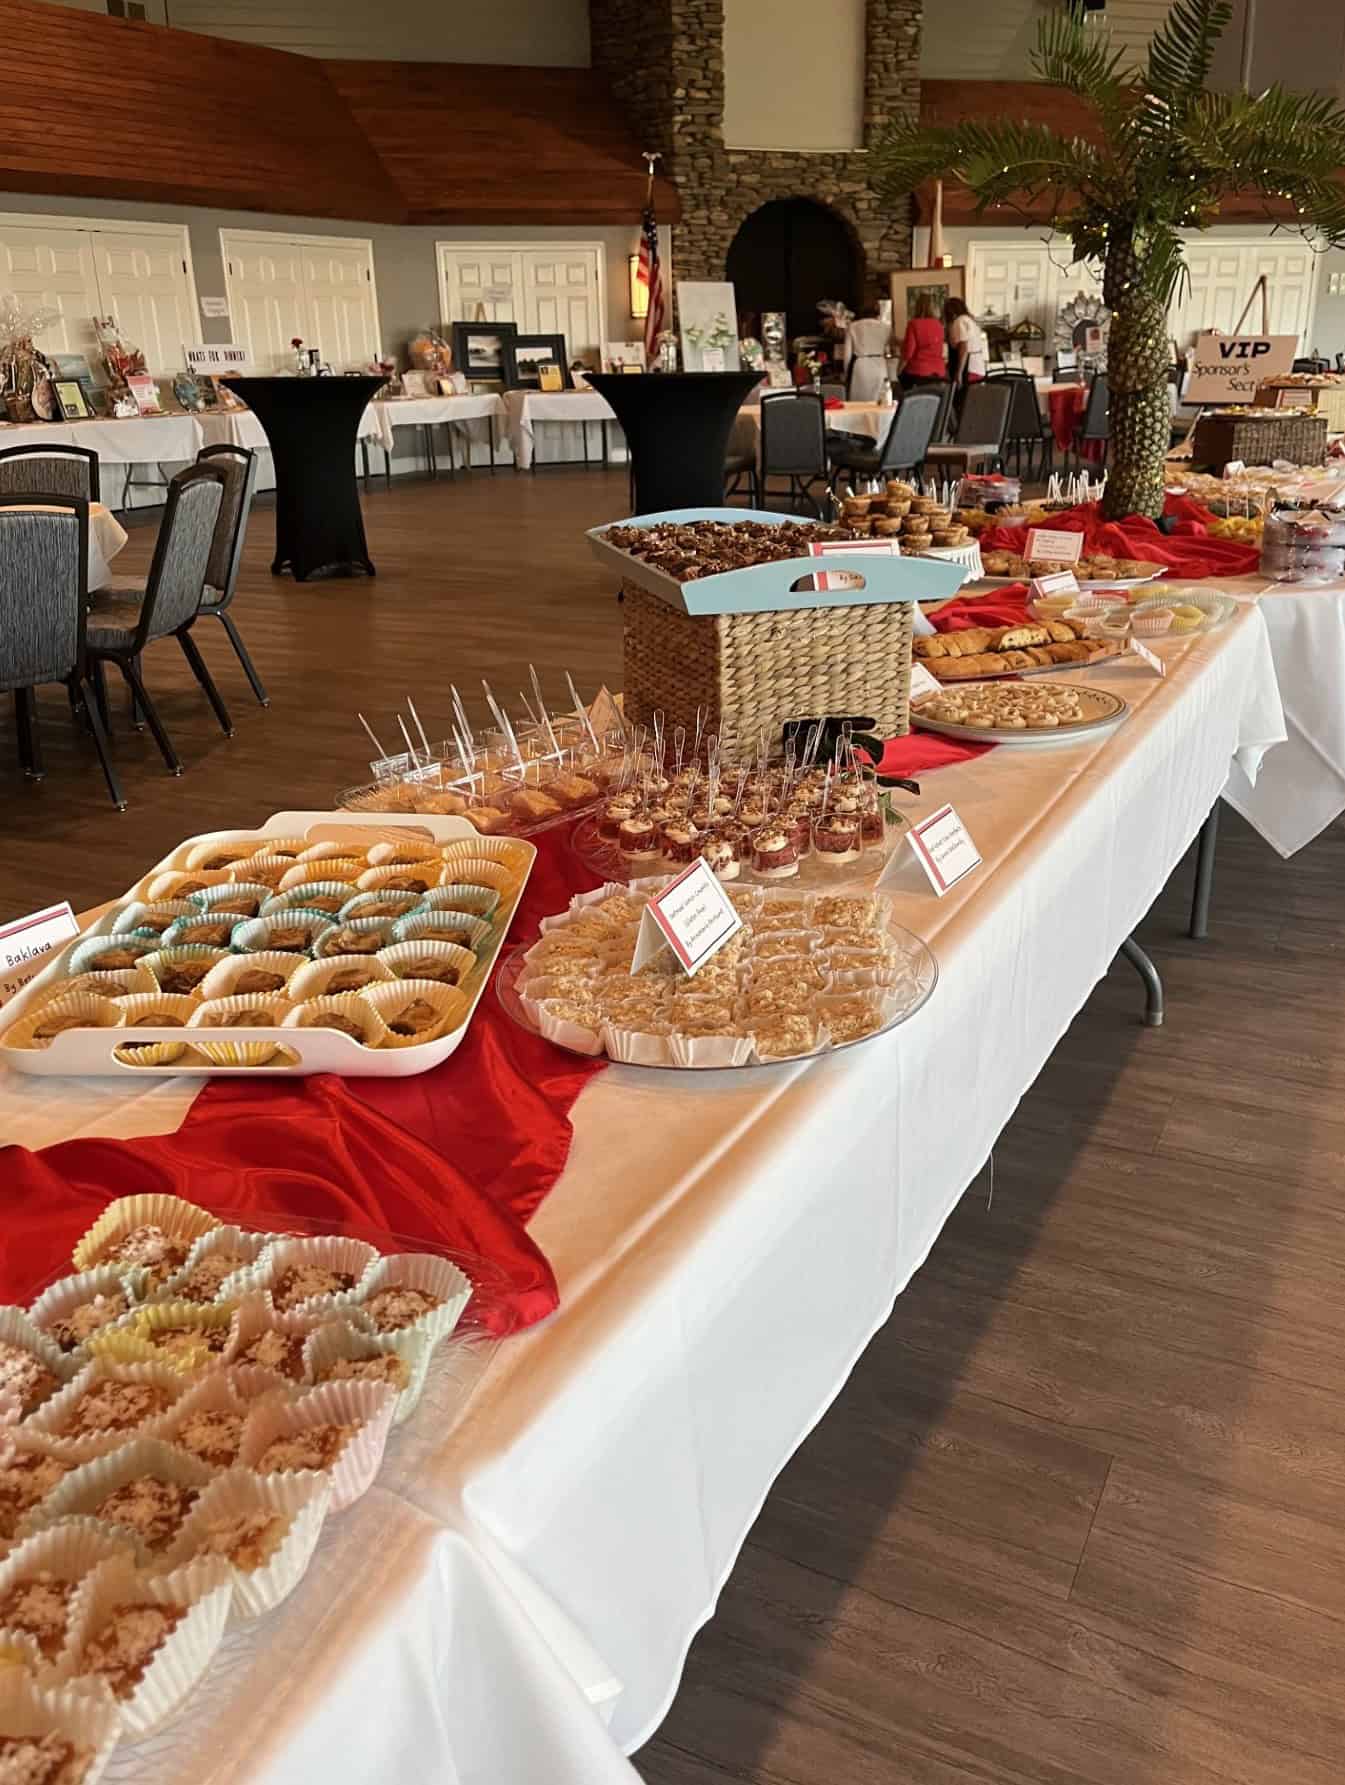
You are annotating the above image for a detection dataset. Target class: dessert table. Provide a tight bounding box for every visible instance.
[1,602,1285,1782]
[503,387,622,471]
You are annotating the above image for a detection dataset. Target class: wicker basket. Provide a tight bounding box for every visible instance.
[1192,411,1328,470]
[622,580,914,750]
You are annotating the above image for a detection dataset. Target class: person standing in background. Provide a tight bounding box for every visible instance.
[841,301,892,403]
[899,293,947,389]
[943,296,988,394]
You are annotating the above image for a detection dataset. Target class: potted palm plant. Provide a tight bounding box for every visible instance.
[873,0,1345,518]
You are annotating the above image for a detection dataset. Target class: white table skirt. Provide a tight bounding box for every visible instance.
[503,389,618,469]
[0,605,1286,1781]
[369,394,507,457]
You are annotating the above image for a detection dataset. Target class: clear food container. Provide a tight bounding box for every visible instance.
[1260,505,1345,585]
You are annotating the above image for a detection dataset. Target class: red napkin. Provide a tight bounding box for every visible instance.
[824,397,845,410]
[880,731,992,776]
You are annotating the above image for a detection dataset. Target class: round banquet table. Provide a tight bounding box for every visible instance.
[228,375,385,580]
[585,372,762,513]
[17,500,127,589]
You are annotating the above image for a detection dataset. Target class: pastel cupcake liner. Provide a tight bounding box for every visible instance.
[354,863,440,897]
[110,900,194,938]
[72,1195,219,1282]
[186,881,273,920]
[135,868,230,905]
[436,857,516,897]
[365,838,442,867]
[310,917,395,960]
[440,835,532,872]
[230,912,335,956]
[276,859,364,891]
[0,1522,137,1677]
[66,934,160,979]
[0,1309,77,1419]
[157,1226,275,1309]
[0,1671,123,1785]
[238,1377,397,1512]
[46,966,159,1004]
[72,1551,232,1738]
[375,940,477,989]
[198,951,302,1002]
[304,1319,430,1425]
[233,1239,378,1321]
[24,1358,189,1462]
[90,1300,239,1376]
[285,956,394,1001]
[281,994,388,1050]
[1,992,121,1055]
[21,1437,214,1561]
[161,1465,332,1620]
[420,883,499,919]
[354,1252,472,1352]
[27,1268,148,1362]
[240,835,306,861]
[259,882,354,919]
[137,947,230,999]
[295,839,364,863]
[337,889,423,924]
[108,994,198,1069]
[182,832,269,871]
[230,854,292,889]
[186,997,295,1068]
[157,917,240,954]
[361,979,467,1049]
[390,911,492,953]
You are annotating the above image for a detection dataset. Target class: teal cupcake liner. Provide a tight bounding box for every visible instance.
[419,883,499,919]
[231,911,336,955]
[188,881,273,921]
[338,889,424,924]
[68,933,161,978]
[160,914,243,951]
[111,900,194,938]
[390,911,493,954]
[260,882,356,920]
[312,917,395,959]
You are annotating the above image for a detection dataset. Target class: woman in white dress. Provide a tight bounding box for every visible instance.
[842,303,893,403]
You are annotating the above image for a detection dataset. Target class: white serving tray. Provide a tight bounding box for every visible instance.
[0,811,534,1080]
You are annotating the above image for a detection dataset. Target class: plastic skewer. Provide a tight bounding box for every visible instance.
[396,714,420,766]
[406,696,433,761]
[357,712,390,760]
[529,664,562,759]
[565,671,601,751]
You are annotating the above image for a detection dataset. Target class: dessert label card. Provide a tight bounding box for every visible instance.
[0,902,79,1010]
[909,660,941,703]
[1030,569,1079,598]
[1129,637,1166,677]
[631,857,743,977]
[1024,528,1084,565]
[907,805,981,896]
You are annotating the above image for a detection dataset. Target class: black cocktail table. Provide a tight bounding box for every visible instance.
[229,375,385,581]
[585,372,761,514]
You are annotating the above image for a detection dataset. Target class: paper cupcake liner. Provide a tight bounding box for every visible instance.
[240,835,306,861]
[24,1358,190,1462]
[0,1309,76,1423]
[374,940,477,989]
[156,912,240,952]
[354,863,441,898]
[354,1252,471,1353]
[185,997,295,1068]
[90,1300,239,1377]
[181,832,268,872]
[45,967,160,1006]
[72,1551,231,1738]
[666,1030,756,1068]
[360,979,466,1049]
[156,1227,274,1309]
[276,859,364,891]
[1,993,122,1055]
[107,994,198,1070]
[230,912,334,956]
[110,900,194,938]
[65,935,160,980]
[281,994,387,1049]
[310,917,395,960]
[0,1522,138,1677]
[0,1630,43,1671]
[238,1378,396,1513]
[161,1465,332,1621]
[365,838,441,867]
[435,857,516,896]
[27,1269,148,1363]
[72,1196,218,1286]
[234,1240,378,1322]
[303,1320,430,1425]
[420,883,499,919]
[136,947,230,1000]
[535,1000,606,1056]
[22,1438,214,1562]
[258,882,353,920]
[390,911,492,953]
[336,889,424,925]
[0,1670,122,1785]
[198,951,302,1002]
[296,839,366,863]
[440,836,532,872]
[216,1293,330,1390]
[226,1362,302,1406]
[285,956,394,1001]
[231,854,292,889]
[138,868,232,905]
[601,1021,674,1066]
[185,881,272,921]
[152,1372,251,1472]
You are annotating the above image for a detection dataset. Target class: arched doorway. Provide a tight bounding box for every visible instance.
[726,199,861,342]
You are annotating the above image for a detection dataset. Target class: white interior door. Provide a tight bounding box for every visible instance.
[1169,239,1314,352]
[220,234,306,372]
[88,230,197,376]
[519,247,603,361]
[222,230,378,371]
[302,242,379,369]
[0,223,99,362]
[968,242,1051,329]
[437,247,523,326]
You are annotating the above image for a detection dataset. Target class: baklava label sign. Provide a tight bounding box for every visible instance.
[632,858,743,977]
[0,902,79,1009]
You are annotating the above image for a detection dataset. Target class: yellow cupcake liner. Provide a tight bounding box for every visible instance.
[286,956,395,1001]
[181,831,269,872]
[362,978,468,1049]
[374,939,477,990]
[277,858,364,891]
[365,837,441,867]
[72,1195,219,1279]
[186,996,295,1067]
[89,1299,239,1376]
[1,992,121,1056]
[441,835,532,873]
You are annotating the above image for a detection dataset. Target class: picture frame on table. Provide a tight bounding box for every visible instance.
[51,353,99,412]
[605,340,646,373]
[400,369,431,398]
[503,334,570,391]
[677,281,740,372]
[53,379,93,421]
[888,266,965,330]
[450,321,516,388]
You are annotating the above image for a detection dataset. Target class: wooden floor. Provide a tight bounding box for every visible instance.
[6,472,1343,1784]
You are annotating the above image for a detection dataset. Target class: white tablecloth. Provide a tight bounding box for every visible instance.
[0,605,1286,1781]
[504,389,618,469]
[369,393,506,457]
[735,398,893,456]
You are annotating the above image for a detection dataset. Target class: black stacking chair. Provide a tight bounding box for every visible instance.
[759,390,829,515]
[924,380,1012,479]
[991,368,1054,479]
[829,389,941,486]
[1071,371,1110,468]
[0,444,99,502]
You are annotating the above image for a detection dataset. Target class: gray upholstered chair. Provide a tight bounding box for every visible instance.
[924,380,1013,479]
[0,444,99,502]
[195,443,266,705]
[828,389,941,485]
[759,390,829,515]
[0,495,123,808]
[87,465,227,776]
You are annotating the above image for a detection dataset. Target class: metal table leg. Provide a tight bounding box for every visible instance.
[1119,936,1164,1027]
[423,424,438,481]
[360,441,370,491]
[1189,802,1220,939]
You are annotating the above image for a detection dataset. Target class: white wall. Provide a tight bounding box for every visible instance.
[921,1,1173,79]
[723,0,865,149]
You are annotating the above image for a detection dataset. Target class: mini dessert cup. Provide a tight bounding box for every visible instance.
[0,1670,122,1785]
[183,832,267,872]
[229,913,334,956]
[0,1521,135,1676]
[535,998,606,1056]
[420,883,499,920]
[311,917,395,959]
[185,881,272,921]
[24,1358,187,1461]
[282,995,388,1050]
[198,951,301,1002]
[66,934,160,980]
[435,857,515,898]
[138,946,230,998]
[0,1310,75,1420]
[658,821,701,865]
[71,1195,219,1282]
[440,835,532,873]
[140,869,231,905]
[750,825,800,881]
[700,837,741,882]
[158,1226,272,1308]
[276,858,364,891]
[238,1378,397,1512]
[90,1301,238,1376]
[365,838,440,868]
[1,993,120,1055]
[257,881,352,919]
[812,812,863,866]
[336,889,423,925]
[45,966,158,1004]
[27,1268,146,1362]
[220,1293,336,1388]
[1130,605,1174,636]
[617,816,660,860]
[295,839,368,864]
[362,979,466,1048]
[375,940,476,989]
[186,997,295,1068]
[354,862,439,898]
[304,1319,431,1424]
[108,994,198,1069]
[597,794,641,838]
[286,955,394,1001]
[73,1551,231,1738]
[354,1252,472,1349]
[390,911,492,954]
[110,900,193,939]
[236,855,294,890]
[238,1237,377,1320]
[153,1372,251,1471]
[161,1465,332,1621]
[23,1438,212,1561]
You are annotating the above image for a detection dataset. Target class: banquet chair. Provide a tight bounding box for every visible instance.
[723,442,759,507]
[195,444,267,706]
[828,389,941,487]
[759,390,829,515]
[993,369,1054,480]
[86,465,227,777]
[0,444,99,502]
[0,496,124,809]
[923,380,1012,479]
[1071,371,1110,468]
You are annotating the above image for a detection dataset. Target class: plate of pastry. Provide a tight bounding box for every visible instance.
[973,551,1165,591]
[913,621,1121,682]
[911,680,1129,744]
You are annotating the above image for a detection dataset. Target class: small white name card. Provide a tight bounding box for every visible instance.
[630,856,743,977]
[1024,527,1084,565]
[909,660,941,702]
[907,804,981,896]
[0,902,79,1009]
[807,537,899,593]
[1030,569,1079,598]
[1129,636,1166,677]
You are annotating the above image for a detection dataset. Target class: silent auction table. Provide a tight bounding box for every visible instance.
[1,604,1285,1783]
[227,376,385,580]
[586,372,762,510]
[370,392,506,462]
[503,387,622,470]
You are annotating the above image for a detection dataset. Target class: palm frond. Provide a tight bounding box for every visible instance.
[1032,9,1133,128]
[871,116,1101,212]
[1147,0,1233,106]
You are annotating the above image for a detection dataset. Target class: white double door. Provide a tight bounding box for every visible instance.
[221,230,380,373]
[967,237,1104,339]
[437,242,605,363]
[0,213,198,375]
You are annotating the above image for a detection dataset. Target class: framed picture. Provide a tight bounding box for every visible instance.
[450,321,517,386]
[51,353,99,410]
[503,334,569,391]
[604,340,646,373]
[400,370,431,398]
[677,281,740,372]
[888,266,966,331]
[53,379,92,421]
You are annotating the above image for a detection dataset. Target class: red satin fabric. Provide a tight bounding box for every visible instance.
[1047,385,1101,461]
[3,832,606,1332]
[978,496,1259,581]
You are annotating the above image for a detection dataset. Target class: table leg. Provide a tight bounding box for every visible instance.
[360,442,371,490]
[1188,802,1220,939]
[1119,936,1164,1027]
[446,425,456,479]
[425,425,438,481]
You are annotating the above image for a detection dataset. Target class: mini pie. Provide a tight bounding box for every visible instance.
[82,1600,185,1697]
[93,1476,197,1551]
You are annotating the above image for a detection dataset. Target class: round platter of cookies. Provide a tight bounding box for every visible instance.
[911,680,1129,745]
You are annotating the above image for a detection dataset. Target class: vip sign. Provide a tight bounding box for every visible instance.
[1185,333,1297,405]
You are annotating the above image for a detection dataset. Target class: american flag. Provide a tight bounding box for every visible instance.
[638,189,665,361]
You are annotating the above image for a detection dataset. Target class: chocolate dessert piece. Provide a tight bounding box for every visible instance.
[256,1422,358,1474]
[0,1343,58,1417]
[0,1574,78,1660]
[235,1329,306,1380]
[271,1264,356,1312]
[172,1408,244,1468]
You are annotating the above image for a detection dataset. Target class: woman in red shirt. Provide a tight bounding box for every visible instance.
[899,293,947,388]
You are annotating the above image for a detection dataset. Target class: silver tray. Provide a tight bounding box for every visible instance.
[910,681,1129,745]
